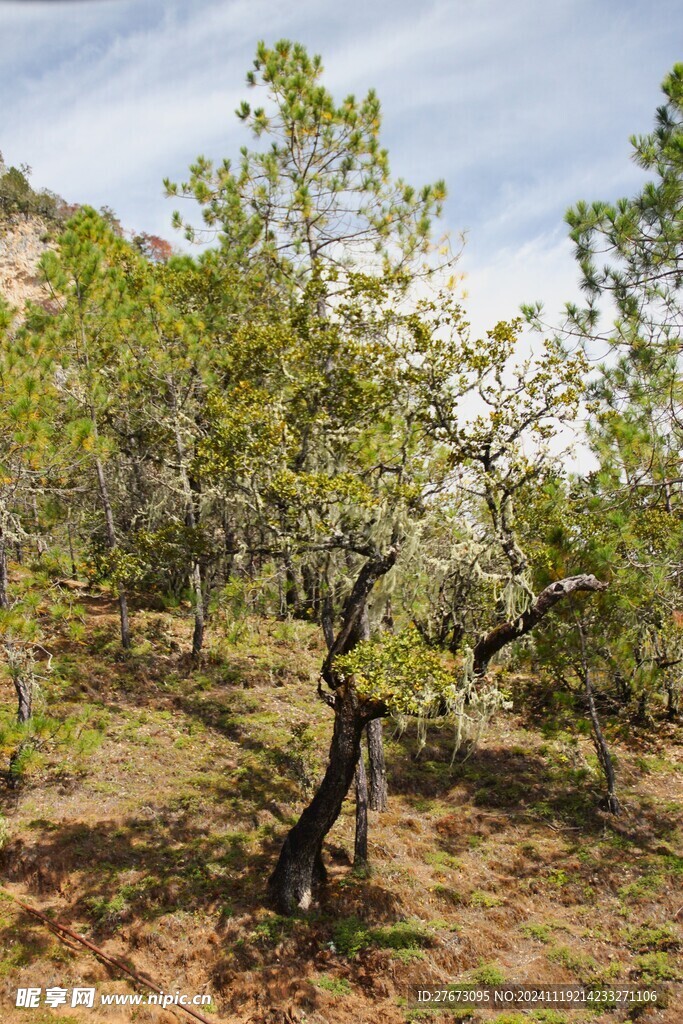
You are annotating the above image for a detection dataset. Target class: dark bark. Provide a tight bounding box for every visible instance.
[321,593,334,650]
[635,691,649,724]
[269,546,397,912]
[473,574,607,676]
[268,685,369,912]
[353,753,368,868]
[322,546,399,684]
[285,558,299,614]
[367,718,388,812]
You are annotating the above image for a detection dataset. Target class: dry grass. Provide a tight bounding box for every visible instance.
[0,581,681,1023]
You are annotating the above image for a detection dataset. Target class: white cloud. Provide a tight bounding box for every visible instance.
[1,0,681,273]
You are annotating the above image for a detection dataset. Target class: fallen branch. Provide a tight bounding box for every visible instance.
[0,887,217,1024]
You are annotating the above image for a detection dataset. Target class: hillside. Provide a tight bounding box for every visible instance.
[0,571,681,1024]
[0,216,51,310]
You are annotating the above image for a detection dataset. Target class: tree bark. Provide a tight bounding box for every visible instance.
[94,455,131,649]
[14,676,32,724]
[666,679,679,721]
[585,669,620,814]
[0,525,9,610]
[575,621,619,814]
[268,685,368,912]
[191,562,205,658]
[170,395,204,659]
[269,546,397,912]
[473,574,607,676]
[367,718,388,812]
[353,753,368,868]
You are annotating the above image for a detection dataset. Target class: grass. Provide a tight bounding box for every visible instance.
[633,951,680,983]
[469,890,503,908]
[0,568,681,1023]
[332,917,433,959]
[315,974,352,995]
[520,922,553,943]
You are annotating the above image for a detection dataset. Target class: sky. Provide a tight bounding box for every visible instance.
[1,0,681,336]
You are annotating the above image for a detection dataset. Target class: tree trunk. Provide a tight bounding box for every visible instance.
[584,667,619,814]
[268,685,367,912]
[635,691,649,723]
[14,675,32,724]
[191,562,205,659]
[66,510,77,579]
[367,718,388,812]
[0,526,8,610]
[301,563,319,620]
[94,455,130,649]
[170,398,205,659]
[666,679,679,721]
[269,544,398,912]
[354,752,368,868]
[285,556,299,615]
[576,622,619,815]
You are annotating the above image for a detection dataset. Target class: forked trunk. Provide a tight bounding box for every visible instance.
[268,686,366,913]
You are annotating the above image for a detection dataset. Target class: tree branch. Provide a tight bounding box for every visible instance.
[472,574,608,676]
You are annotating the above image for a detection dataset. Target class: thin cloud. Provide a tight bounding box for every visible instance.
[1,0,681,313]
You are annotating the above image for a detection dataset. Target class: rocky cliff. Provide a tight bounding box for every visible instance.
[0,216,52,310]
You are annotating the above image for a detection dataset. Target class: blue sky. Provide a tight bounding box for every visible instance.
[1,0,681,332]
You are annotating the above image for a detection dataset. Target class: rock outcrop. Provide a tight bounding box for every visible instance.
[0,216,52,310]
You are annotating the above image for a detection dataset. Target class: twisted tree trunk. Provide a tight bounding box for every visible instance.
[269,685,370,912]
[268,545,398,912]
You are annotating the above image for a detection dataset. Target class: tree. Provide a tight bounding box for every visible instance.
[165,40,457,907]
[35,208,138,648]
[165,39,451,297]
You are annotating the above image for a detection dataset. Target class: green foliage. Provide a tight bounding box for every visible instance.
[0,160,62,221]
[314,974,352,995]
[166,39,449,285]
[521,923,553,943]
[633,951,680,983]
[332,916,371,957]
[336,626,455,716]
[469,962,506,985]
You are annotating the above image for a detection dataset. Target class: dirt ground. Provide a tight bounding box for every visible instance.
[0,587,681,1023]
